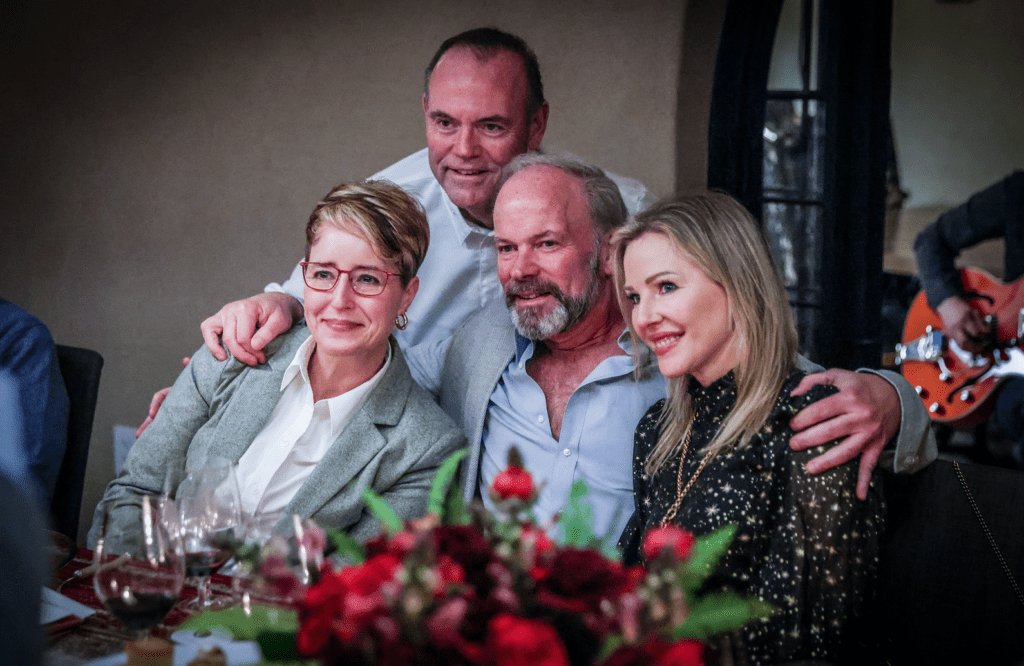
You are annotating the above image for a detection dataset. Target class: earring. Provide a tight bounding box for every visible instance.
[395,312,409,330]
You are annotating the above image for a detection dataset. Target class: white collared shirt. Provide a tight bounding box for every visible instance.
[234,336,390,536]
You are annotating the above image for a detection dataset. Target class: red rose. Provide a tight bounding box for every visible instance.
[491,465,534,501]
[520,523,554,554]
[432,525,494,595]
[435,554,466,596]
[386,529,420,560]
[487,614,570,666]
[646,637,705,666]
[339,553,401,596]
[535,548,630,613]
[294,554,399,645]
[642,525,696,562]
[297,569,349,657]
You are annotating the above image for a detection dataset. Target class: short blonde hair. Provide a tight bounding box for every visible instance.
[611,192,798,475]
[305,180,429,287]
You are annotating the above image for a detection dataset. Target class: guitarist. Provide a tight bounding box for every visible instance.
[913,170,1024,468]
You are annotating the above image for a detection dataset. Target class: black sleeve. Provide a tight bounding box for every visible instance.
[913,170,1024,310]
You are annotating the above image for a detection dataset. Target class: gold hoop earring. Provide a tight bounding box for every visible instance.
[395,313,409,330]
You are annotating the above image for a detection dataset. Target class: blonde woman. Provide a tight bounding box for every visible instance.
[614,192,882,665]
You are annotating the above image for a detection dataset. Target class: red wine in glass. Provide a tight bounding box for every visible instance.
[184,549,231,578]
[93,496,185,639]
[103,592,178,632]
[177,458,242,610]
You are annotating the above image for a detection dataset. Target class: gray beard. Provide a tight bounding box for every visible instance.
[505,264,603,340]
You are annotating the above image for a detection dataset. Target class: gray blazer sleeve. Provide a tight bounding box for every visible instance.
[86,342,235,547]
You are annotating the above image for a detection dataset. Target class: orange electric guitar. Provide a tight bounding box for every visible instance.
[895,267,1024,426]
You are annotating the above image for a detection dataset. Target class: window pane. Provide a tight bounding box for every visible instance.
[763,201,824,357]
[763,98,825,201]
[767,0,819,91]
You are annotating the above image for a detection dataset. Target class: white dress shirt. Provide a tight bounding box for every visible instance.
[234,336,390,536]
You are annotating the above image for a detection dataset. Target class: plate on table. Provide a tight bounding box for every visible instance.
[41,586,96,626]
[80,628,263,666]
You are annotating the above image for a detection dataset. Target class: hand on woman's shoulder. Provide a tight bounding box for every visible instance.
[780,370,840,415]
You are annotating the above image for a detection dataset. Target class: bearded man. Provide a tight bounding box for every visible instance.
[407,153,935,543]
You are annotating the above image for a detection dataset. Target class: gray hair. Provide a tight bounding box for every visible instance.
[498,152,628,234]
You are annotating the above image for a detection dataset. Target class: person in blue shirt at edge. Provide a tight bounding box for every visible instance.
[0,373,48,666]
[137,29,935,542]
[0,298,69,508]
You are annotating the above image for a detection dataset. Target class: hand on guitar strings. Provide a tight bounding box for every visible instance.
[789,370,901,501]
[936,295,987,354]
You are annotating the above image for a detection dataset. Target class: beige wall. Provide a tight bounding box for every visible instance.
[891,0,1024,206]
[885,0,1024,275]
[1,0,720,543]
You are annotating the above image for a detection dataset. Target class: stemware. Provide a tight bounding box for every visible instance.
[93,496,185,638]
[176,456,243,610]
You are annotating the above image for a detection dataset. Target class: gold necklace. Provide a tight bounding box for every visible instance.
[660,425,717,527]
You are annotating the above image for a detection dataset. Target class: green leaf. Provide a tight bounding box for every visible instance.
[442,480,469,525]
[558,479,594,547]
[181,604,298,640]
[181,606,318,662]
[594,634,626,663]
[427,449,469,520]
[326,528,366,565]
[362,486,403,533]
[671,591,775,641]
[680,524,736,592]
[257,629,301,661]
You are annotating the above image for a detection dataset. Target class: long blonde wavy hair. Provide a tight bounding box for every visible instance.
[611,192,799,476]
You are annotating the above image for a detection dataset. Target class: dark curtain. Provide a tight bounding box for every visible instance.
[707,0,894,370]
[817,0,893,369]
[706,0,784,217]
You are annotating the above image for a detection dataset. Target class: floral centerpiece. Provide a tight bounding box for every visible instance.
[186,449,770,665]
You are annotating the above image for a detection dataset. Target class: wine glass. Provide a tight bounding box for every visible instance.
[93,496,185,639]
[176,456,242,610]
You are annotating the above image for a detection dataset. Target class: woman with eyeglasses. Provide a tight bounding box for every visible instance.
[90,181,465,545]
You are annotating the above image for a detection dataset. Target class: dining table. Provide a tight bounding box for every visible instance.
[44,543,238,665]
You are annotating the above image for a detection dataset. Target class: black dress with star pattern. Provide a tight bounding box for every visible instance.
[618,370,884,665]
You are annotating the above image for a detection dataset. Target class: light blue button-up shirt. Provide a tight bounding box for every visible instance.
[478,331,666,547]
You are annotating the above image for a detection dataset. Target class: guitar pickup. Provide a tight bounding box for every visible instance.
[894,328,946,365]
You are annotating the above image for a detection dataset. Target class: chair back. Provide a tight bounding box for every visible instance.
[51,344,103,541]
[874,459,1024,664]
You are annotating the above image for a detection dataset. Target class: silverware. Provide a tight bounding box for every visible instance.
[55,554,131,592]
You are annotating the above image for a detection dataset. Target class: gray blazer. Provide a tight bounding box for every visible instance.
[437,300,518,504]
[435,301,936,506]
[88,325,465,547]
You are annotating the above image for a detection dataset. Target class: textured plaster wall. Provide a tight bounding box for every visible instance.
[891,0,1024,207]
[1,0,699,543]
